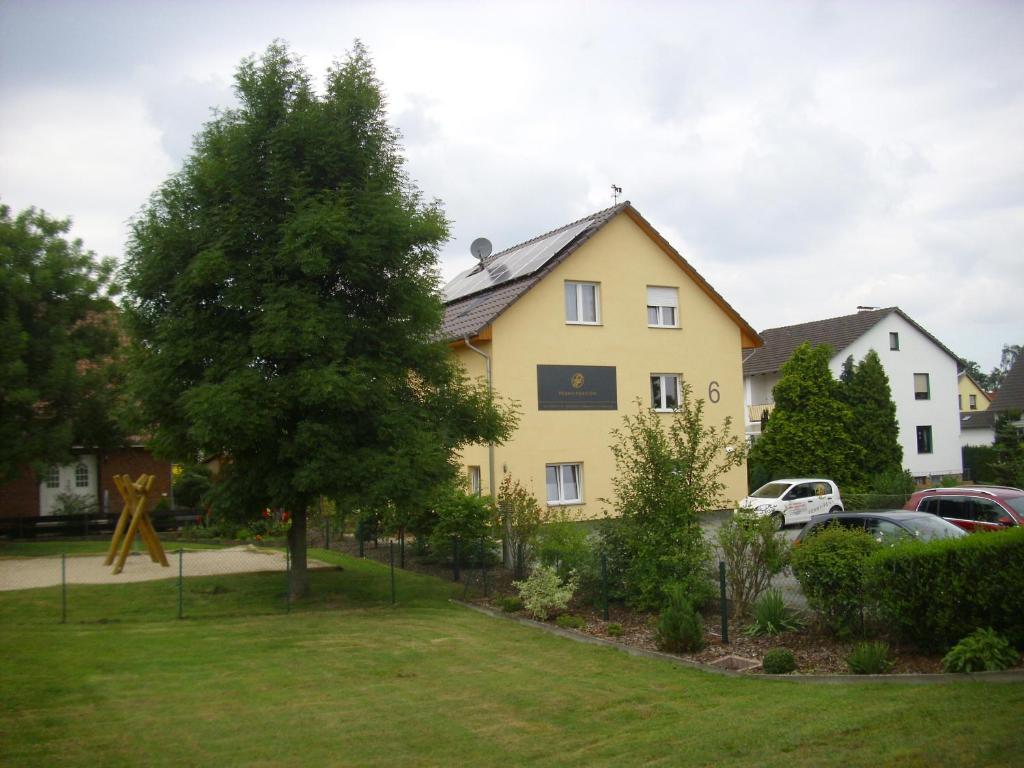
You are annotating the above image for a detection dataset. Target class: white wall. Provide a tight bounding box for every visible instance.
[835,314,962,480]
[960,426,994,448]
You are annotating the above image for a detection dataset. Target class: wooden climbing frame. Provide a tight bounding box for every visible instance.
[104,474,169,574]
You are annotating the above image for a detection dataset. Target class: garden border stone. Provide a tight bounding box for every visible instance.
[455,600,1024,685]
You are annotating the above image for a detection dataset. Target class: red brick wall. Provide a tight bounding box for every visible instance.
[100,449,173,514]
[0,467,40,518]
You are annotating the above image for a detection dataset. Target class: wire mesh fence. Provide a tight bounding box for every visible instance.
[0,531,503,625]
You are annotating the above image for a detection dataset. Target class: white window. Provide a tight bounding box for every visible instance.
[565,282,600,324]
[468,466,482,496]
[546,463,582,505]
[969,394,977,410]
[75,462,89,488]
[646,286,679,328]
[650,373,680,411]
[45,465,60,488]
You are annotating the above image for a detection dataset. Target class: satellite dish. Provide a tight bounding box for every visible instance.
[470,237,492,262]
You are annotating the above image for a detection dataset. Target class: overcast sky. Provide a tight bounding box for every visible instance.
[1,0,1021,371]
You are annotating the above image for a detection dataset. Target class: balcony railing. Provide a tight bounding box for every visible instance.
[748,403,774,423]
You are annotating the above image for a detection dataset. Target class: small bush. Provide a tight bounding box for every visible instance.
[942,629,1020,673]
[655,584,704,653]
[789,524,878,637]
[606,622,624,637]
[514,565,578,620]
[555,614,585,630]
[499,596,523,613]
[762,648,796,674]
[745,589,801,636]
[865,527,1024,650]
[717,510,788,618]
[846,641,893,674]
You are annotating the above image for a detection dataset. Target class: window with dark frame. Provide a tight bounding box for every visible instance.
[916,425,933,454]
[889,332,900,350]
[969,394,977,410]
[914,373,930,400]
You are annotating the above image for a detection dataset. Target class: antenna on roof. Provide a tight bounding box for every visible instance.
[611,184,622,204]
[470,237,492,267]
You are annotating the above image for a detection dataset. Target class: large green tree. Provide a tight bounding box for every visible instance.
[122,42,513,597]
[0,204,121,481]
[750,343,861,485]
[840,350,902,478]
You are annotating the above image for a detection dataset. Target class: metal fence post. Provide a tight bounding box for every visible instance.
[324,518,330,550]
[481,537,489,598]
[452,537,460,582]
[601,552,609,621]
[719,560,729,644]
[400,528,405,569]
[286,546,291,613]
[389,541,396,606]
[357,520,364,558]
[61,553,66,624]
[178,548,184,619]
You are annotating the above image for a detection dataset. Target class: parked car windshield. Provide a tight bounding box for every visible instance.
[905,516,966,541]
[750,482,791,499]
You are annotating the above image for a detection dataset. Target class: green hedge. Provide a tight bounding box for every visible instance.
[864,527,1024,651]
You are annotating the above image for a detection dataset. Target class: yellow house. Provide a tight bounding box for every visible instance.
[442,202,762,516]
[958,371,991,413]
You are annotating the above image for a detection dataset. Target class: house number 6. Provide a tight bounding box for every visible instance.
[708,381,720,403]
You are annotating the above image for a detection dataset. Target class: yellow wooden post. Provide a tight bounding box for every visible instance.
[110,473,169,574]
[104,475,134,566]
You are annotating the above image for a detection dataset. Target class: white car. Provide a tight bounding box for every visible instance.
[739,478,843,527]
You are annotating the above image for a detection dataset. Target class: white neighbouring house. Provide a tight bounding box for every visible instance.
[742,307,963,483]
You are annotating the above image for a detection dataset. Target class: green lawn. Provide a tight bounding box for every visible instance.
[0,538,229,557]
[1,547,1022,767]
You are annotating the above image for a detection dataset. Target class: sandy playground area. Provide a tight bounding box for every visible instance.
[0,545,332,591]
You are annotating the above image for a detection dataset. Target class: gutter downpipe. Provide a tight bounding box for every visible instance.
[463,334,506,564]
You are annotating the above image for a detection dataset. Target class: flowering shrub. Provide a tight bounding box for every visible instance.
[513,564,579,620]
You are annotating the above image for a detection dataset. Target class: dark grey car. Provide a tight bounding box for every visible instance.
[794,510,967,545]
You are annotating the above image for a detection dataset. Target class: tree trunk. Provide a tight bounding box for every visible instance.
[288,506,308,599]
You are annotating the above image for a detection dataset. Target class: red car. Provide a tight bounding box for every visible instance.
[903,486,1024,532]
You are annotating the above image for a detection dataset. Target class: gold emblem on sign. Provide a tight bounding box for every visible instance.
[571,372,585,389]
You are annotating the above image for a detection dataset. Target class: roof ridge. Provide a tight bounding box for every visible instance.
[759,306,897,335]
[479,201,629,265]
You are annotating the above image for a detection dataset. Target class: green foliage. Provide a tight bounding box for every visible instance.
[536,509,596,580]
[120,42,515,595]
[942,629,1020,673]
[654,584,705,653]
[761,648,796,674]
[499,595,523,613]
[841,350,902,478]
[750,343,861,486]
[990,410,1024,488]
[555,614,586,630]
[846,642,893,675]
[962,346,1022,392]
[173,465,212,508]
[427,483,496,564]
[0,204,122,481]
[962,445,997,484]
[744,588,802,636]
[53,492,99,516]
[514,564,578,620]
[843,469,916,510]
[864,527,1024,650]
[789,524,878,636]
[606,622,624,637]
[717,510,788,617]
[602,391,746,610]
[497,474,543,577]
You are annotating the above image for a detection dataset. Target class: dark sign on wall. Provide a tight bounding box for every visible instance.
[537,365,618,410]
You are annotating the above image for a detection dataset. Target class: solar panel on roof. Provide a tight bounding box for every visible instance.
[443,220,593,302]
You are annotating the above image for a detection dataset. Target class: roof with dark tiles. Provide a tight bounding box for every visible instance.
[440,202,761,347]
[742,307,961,377]
[990,356,1024,413]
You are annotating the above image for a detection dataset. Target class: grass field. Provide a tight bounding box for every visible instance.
[2,546,1022,767]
